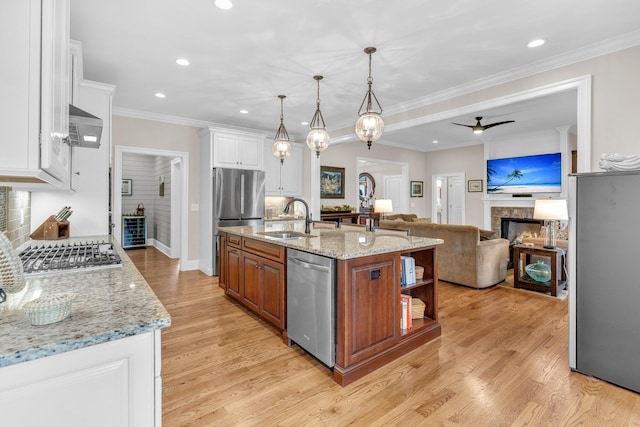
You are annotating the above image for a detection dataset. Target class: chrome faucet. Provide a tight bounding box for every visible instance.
[283,198,312,234]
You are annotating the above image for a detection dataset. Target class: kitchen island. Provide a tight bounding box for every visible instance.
[219,224,443,386]
[0,236,170,426]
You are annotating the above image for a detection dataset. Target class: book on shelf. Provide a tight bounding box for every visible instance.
[400,256,416,287]
[400,294,412,329]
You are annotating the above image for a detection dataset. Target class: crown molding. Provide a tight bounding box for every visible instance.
[113,107,273,137]
[380,29,640,117]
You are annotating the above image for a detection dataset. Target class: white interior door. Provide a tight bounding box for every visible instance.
[432,173,465,224]
[384,175,406,214]
[448,175,465,224]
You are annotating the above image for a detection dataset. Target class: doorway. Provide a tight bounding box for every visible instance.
[432,173,465,224]
[356,157,408,214]
[114,146,190,271]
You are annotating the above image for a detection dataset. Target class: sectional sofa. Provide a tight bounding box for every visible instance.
[378,215,509,289]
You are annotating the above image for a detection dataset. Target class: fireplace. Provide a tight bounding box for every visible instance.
[500,217,544,268]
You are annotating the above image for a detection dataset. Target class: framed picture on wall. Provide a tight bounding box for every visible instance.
[121,179,132,196]
[320,166,345,198]
[410,181,423,197]
[468,179,483,192]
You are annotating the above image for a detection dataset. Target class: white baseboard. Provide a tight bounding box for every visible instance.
[198,262,214,276]
[147,239,173,258]
[145,239,200,271]
[182,259,200,271]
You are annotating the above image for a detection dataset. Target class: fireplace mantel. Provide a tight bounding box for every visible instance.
[483,197,535,230]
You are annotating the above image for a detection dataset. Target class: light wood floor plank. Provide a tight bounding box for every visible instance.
[127,247,640,426]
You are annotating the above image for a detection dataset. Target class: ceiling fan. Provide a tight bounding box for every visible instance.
[451,116,515,134]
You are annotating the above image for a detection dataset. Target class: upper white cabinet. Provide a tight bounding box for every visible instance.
[263,141,303,196]
[206,129,264,170]
[0,0,71,189]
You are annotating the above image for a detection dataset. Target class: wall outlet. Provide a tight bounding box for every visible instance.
[191,204,199,211]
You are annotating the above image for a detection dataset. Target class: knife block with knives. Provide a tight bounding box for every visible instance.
[30,207,73,240]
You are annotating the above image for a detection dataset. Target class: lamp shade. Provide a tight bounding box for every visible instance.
[374,199,393,214]
[533,199,568,220]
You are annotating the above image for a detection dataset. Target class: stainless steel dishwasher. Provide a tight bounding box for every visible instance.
[287,248,336,367]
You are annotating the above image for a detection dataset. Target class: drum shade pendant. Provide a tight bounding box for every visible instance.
[306,75,330,158]
[272,95,292,164]
[355,47,384,149]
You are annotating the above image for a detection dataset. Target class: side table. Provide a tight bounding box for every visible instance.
[513,245,566,296]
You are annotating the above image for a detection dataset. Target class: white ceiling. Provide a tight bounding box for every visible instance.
[70,0,640,152]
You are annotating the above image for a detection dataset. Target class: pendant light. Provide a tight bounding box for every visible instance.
[272,95,292,164]
[306,75,330,158]
[355,47,384,149]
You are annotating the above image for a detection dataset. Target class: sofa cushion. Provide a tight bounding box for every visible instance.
[385,213,418,222]
[412,217,432,223]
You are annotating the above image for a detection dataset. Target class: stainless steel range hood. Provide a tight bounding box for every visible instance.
[68,104,103,148]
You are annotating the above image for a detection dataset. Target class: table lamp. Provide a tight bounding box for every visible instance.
[533,199,568,249]
[374,199,393,222]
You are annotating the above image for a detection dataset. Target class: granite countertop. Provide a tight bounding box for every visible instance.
[220,224,443,259]
[0,236,171,368]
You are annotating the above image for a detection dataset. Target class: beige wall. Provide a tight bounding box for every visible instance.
[423,145,485,227]
[318,141,430,217]
[112,115,201,263]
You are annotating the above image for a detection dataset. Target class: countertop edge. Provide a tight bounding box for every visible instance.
[0,319,171,368]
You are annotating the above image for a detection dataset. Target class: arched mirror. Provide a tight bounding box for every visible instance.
[358,172,375,207]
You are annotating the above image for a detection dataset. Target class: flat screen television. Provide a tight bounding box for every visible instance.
[486,152,562,194]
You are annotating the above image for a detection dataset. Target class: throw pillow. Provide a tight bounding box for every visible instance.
[479,229,498,240]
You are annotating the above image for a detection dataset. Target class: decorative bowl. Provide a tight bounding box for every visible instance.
[23,293,76,326]
[525,261,551,283]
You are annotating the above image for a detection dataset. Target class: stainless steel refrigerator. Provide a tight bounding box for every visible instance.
[212,168,265,275]
[569,171,640,393]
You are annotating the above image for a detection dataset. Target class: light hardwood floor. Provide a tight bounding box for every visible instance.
[128,247,640,426]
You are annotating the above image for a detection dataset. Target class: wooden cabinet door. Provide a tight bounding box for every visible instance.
[338,254,399,366]
[260,258,285,329]
[218,234,227,290]
[226,247,242,300]
[242,252,261,313]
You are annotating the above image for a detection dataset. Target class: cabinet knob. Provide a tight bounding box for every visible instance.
[75,171,80,175]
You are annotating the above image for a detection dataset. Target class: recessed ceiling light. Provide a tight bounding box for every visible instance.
[301,121,309,126]
[214,0,233,10]
[432,140,438,144]
[176,58,190,66]
[155,92,166,98]
[239,109,248,114]
[527,39,545,48]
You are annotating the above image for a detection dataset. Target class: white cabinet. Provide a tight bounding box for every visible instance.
[206,129,264,170]
[264,141,303,196]
[0,331,162,427]
[0,0,71,189]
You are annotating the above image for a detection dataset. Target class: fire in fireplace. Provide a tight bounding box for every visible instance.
[501,217,544,267]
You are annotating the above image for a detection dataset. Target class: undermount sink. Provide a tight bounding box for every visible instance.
[258,231,315,240]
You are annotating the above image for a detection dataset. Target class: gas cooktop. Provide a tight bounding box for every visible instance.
[19,241,123,275]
